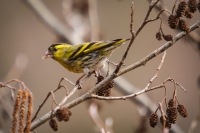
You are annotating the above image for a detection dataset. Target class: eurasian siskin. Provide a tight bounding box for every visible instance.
[42,38,130,75]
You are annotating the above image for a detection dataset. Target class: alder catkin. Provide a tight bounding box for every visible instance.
[11,90,23,133]
[25,92,33,133]
[18,90,28,133]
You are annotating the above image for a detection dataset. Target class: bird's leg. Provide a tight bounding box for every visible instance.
[94,70,100,77]
[75,68,93,89]
[75,74,86,89]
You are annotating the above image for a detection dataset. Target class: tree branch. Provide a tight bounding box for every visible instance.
[30,19,200,131]
[117,19,200,77]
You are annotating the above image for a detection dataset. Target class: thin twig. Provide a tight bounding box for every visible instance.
[158,102,169,133]
[172,0,178,15]
[50,91,59,109]
[31,78,70,122]
[106,61,110,77]
[31,92,51,122]
[115,0,162,74]
[114,2,135,74]
[146,9,168,23]
[163,78,187,92]
[144,50,166,90]
[58,73,94,106]
[175,82,187,92]
[0,79,28,120]
[58,86,78,106]
[3,79,29,92]
[0,83,16,92]
[91,77,186,101]
[135,0,160,37]
[163,85,168,108]
[117,19,200,77]
[91,85,164,100]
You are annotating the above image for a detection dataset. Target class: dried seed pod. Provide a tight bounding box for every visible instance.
[162,34,173,41]
[55,108,72,122]
[96,80,114,97]
[166,107,178,124]
[177,104,188,117]
[96,75,104,84]
[168,15,179,29]
[198,1,200,12]
[19,90,28,133]
[11,90,23,133]
[96,87,111,96]
[49,118,58,131]
[188,0,197,13]
[184,9,193,18]
[176,1,187,17]
[25,93,33,133]
[168,99,176,108]
[149,113,158,128]
[160,115,172,129]
[178,19,190,33]
[156,31,162,41]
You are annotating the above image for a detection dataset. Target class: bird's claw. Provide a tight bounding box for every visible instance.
[75,81,82,89]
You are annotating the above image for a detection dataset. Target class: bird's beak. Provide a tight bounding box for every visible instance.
[42,50,53,59]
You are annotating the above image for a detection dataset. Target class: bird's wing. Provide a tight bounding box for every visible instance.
[68,39,128,60]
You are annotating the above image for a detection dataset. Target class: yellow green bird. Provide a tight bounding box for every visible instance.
[43,38,129,73]
[42,38,130,86]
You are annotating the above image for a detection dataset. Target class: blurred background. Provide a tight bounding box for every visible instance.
[0,0,199,133]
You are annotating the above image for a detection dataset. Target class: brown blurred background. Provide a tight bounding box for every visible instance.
[0,0,200,133]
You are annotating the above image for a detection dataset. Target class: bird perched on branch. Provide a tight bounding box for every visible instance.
[42,38,130,88]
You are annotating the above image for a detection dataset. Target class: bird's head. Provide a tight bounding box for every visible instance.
[42,44,70,61]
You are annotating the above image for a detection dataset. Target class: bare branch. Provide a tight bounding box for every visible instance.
[91,85,164,100]
[114,2,135,73]
[144,50,167,90]
[58,86,78,106]
[117,19,200,77]
[31,78,70,122]
[135,0,160,37]
[30,19,200,131]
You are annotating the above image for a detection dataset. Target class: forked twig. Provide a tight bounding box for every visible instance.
[163,78,187,92]
[114,2,135,74]
[117,19,200,77]
[58,86,78,106]
[91,85,164,100]
[31,78,71,122]
[144,50,167,90]
[91,77,187,101]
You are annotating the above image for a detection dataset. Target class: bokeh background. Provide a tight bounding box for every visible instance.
[0,0,200,133]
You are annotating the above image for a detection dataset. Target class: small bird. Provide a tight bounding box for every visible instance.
[42,38,130,87]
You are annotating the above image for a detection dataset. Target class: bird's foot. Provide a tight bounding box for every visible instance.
[75,80,82,89]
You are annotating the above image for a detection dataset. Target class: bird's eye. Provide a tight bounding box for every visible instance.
[50,47,57,52]
[53,47,57,51]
